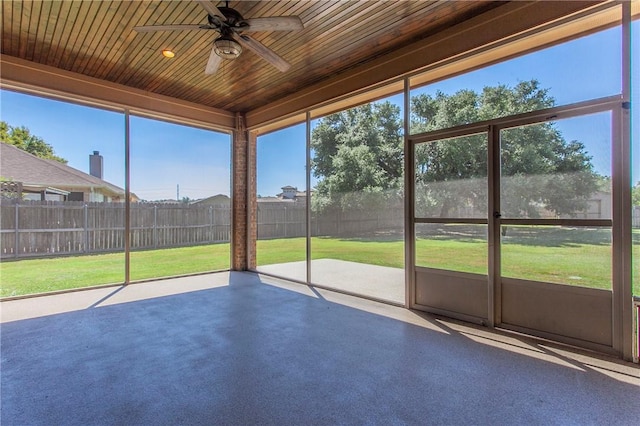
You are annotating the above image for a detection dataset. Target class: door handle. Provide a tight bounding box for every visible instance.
[493,211,501,219]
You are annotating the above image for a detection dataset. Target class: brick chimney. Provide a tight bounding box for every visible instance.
[89,151,103,179]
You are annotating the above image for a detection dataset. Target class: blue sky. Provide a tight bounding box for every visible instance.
[129,117,230,200]
[1,24,638,200]
[258,24,639,196]
[0,92,231,200]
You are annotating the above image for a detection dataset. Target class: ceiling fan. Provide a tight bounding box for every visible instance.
[133,1,304,75]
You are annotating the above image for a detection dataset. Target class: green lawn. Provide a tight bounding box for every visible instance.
[2,235,639,297]
[260,234,628,291]
[0,244,230,297]
[257,237,405,267]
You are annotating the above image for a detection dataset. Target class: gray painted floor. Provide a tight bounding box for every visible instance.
[1,272,639,425]
[257,259,405,304]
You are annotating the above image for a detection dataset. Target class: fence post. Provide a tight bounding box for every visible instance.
[284,206,287,238]
[209,206,214,243]
[14,202,19,258]
[83,204,89,253]
[153,205,158,248]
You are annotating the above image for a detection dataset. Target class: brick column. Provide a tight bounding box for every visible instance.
[247,131,257,269]
[231,113,257,270]
[232,113,248,270]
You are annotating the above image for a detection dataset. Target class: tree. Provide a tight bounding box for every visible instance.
[311,80,600,219]
[0,121,67,164]
[411,80,599,218]
[633,182,640,206]
[311,102,403,211]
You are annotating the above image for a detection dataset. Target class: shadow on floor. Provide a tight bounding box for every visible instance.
[256,259,405,304]
[1,271,638,425]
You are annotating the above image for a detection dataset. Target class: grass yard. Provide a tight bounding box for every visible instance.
[256,237,405,267]
[0,244,230,297]
[258,235,621,291]
[2,234,639,297]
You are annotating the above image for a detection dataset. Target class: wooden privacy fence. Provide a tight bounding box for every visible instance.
[4,199,635,259]
[1,200,230,259]
[257,203,306,239]
[256,202,404,239]
[1,200,404,259]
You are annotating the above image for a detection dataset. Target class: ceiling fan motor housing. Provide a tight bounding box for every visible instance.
[208,6,246,28]
[209,6,246,60]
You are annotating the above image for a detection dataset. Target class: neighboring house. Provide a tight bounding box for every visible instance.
[553,191,612,220]
[581,191,612,219]
[0,143,131,202]
[257,195,296,205]
[270,185,308,202]
[278,185,298,200]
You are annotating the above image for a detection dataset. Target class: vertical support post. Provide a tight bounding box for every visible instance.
[124,110,131,284]
[247,131,257,270]
[403,77,414,308]
[487,124,501,327]
[232,113,252,270]
[284,206,288,238]
[612,105,623,353]
[614,0,633,361]
[153,205,158,248]
[83,203,89,253]
[209,205,213,243]
[635,299,640,363]
[306,111,312,284]
[14,202,19,258]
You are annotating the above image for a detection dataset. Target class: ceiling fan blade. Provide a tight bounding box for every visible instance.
[205,46,223,75]
[232,34,291,72]
[240,16,304,32]
[133,24,208,32]
[195,1,225,19]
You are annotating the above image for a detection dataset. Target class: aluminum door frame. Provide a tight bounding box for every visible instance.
[408,95,628,355]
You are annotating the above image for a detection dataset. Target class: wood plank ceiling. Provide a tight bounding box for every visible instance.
[1,1,501,113]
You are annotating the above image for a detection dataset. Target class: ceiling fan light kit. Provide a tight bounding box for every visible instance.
[214,37,242,59]
[133,0,304,75]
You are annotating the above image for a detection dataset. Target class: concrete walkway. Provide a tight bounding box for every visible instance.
[256,258,405,304]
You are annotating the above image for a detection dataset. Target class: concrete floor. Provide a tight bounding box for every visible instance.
[1,271,639,425]
[256,259,405,304]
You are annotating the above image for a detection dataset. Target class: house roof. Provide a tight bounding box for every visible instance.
[191,194,231,205]
[0,143,125,197]
[257,196,295,204]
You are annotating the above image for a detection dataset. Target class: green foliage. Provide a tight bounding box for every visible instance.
[411,80,555,132]
[633,182,640,206]
[311,102,403,211]
[0,120,67,163]
[411,80,599,218]
[311,80,598,217]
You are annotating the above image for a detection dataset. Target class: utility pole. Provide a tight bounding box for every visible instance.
[177,184,180,201]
